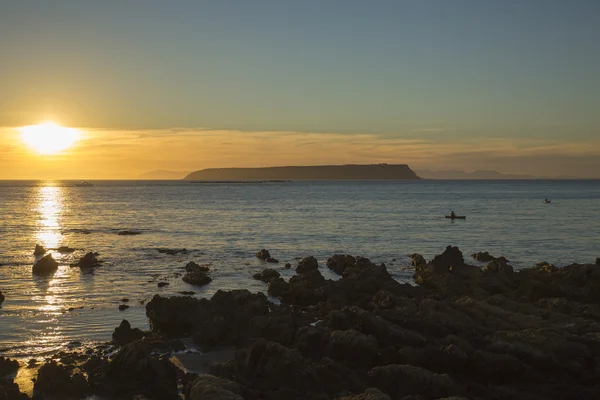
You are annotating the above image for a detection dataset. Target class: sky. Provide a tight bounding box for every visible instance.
[1,0,599,179]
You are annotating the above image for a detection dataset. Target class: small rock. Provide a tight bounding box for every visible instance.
[186,261,210,273]
[253,269,281,283]
[266,257,279,263]
[55,246,76,253]
[78,252,101,268]
[121,298,129,302]
[34,244,47,256]
[32,254,59,275]
[284,263,292,269]
[157,248,188,255]
[296,256,318,273]
[183,270,212,286]
[118,230,142,235]
[409,253,427,268]
[471,251,496,262]
[256,249,271,260]
[178,291,196,295]
[112,319,144,345]
[158,282,170,288]
[0,290,4,304]
[28,359,38,368]
[119,304,130,311]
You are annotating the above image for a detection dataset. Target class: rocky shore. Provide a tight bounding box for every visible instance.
[2,246,600,399]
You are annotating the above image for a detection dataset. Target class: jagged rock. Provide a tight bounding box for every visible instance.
[253,269,280,283]
[265,257,279,264]
[409,253,427,268]
[0,291,4,305]
[183,270,212,286]
[368,364,457,399]
[296,256,319,274]
[88,340,178,399]
[112,320,144,345]
[118,230,142,235]
[256,249,271,260]
[186,261,210,273]
[33,244,46,256]
[186,375,243,400]
[431,246,465,270]
[78,252,101,268]
[471,251,496,262]
[327,254,356,275]
[0,357,19,376]
[33,361,90,398]
[32,254,58,275]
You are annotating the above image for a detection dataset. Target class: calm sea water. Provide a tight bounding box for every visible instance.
[1,179,599,359]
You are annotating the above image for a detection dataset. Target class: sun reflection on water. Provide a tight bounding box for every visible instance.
[36,184,64,250]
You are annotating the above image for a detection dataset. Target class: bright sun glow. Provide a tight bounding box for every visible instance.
[19,121,80,155]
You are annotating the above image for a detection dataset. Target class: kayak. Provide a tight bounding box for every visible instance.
[544,200,551,204]
[445,215,466,219]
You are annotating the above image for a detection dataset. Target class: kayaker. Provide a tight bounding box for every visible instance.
[450,210,456,218]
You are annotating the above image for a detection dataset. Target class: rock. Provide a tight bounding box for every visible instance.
[118,230,142,235]
[183,270,212,286]
[119,304,130,311]
[186,374,243,400]
[157,248,188,255]
[471,251,496,262]
[186,261,210,273]
[485,258,514,275]
[595,257,599,266]
[33,361,89,398]
[178,291,196,295]
[89,340,179,400]
[32,254,58,275]
[409,253,427,268]
[256,249,271,260]
[121,298,129,302]
[336,388,392,400]
[55,246,76,253]
[327,254,356,275]
[158,282,170,288]
[0,376,29,399]
[0,357,19,376]
[113,320,144,345]
[78,252,101,268]
[33,244,46,256]
[253,269,280,283]
[265,257,279,264]
[322,329,379,369]
[0,291,4,305]
[368,364,456,399]
[431,246,465,270]
[284,263,292,269]
[296,256,319,274]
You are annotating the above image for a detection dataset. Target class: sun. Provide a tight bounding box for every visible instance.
[19,121,81,155]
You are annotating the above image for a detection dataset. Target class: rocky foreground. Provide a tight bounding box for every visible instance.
[3,246,600,400]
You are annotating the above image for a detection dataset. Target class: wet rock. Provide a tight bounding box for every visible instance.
[485,258,514,275]
[118,230,142,235]
[265,257,279,264]
[432,246,465,270]
[186,261,210,273]
[183,270,212,286]
[89,340,179,400]
[55,246,76,253]
[409,253,427,268]
[33,244,46,256]
[157,248,188,255]
[336,388,391,400]
[32,254,58,275]
[471,251,496,262]
[595,257,599,266]
[77,252,101,268]
[33,361,90,399]
[368,364,457,399]
[119,304,130,311]
[186,374,243,400]
[0,377,29,400]
[256,249,271,260]
[121,298,129,302]
[158,282,169,288]
[0,357,19,376]
[178,291,196,295]
[296,256,319,274]
[284,263,292,269]
[0,291,4,304]
[253,269,280,283]
[327,254,356,275]
[113,320,144,345]
[322,329,379,369]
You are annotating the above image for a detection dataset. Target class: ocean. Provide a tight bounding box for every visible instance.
[0,179,599,359]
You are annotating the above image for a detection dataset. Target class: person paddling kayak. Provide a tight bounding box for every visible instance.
[450,210,456,218]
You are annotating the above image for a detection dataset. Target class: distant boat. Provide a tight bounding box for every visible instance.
[445,215,466,219]
[544,199,551,204]
[75,181,93,187]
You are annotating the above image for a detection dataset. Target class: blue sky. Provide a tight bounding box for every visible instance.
[0,1,599,178]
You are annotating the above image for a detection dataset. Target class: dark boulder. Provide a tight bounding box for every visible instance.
[118,304,130,311]
[253,269,280,283]
[32,254,58,275]
[0,377,29,400]
[33,361,90,399]
[265,257,279,264]
[112,320,144,345]
[78,252,101,268]
[88,340,179,400]
[186,261,210,273]
[284,263,292,269]
[117,230,142,235]
[0,357,19,376]
[186,374,243,400]
[485,258,514,275]
[33,244,46,256]
[327,254,356,275]
[471,251,496,262]
[409,253,427,268]
[158,282,169,288]
[256,249,271,260]
[431,246,465,270]
[0,291,4,305]
[183,270,212,286]
[296,256,319,274]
